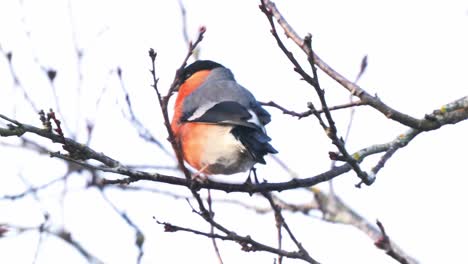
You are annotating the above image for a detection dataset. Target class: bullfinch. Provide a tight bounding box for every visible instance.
[171,60,277,176]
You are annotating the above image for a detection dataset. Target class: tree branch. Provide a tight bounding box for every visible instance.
[260,0,468,131]
[1,98,464,193]
[260,1,374,185]
[375,220,411,264]
[155,218,319,263]
[260,100,367,119]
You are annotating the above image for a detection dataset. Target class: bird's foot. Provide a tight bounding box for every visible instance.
[191,164,209,183]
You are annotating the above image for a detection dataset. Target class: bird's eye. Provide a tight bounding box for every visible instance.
[181,71,194,83]
[184,72,193,80]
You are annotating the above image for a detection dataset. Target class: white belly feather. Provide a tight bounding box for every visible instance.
[199,125,255,175]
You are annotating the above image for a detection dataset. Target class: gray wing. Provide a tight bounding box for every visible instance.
[183,101,259,129]
[182,68,271,126]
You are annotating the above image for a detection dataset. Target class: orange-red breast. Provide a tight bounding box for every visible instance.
[171,60,277,175]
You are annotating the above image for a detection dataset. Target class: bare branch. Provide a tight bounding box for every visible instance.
[1,175,67,200]
[155,218,319,263]
[116,67,174,158]
[355,55,368,83]
[260,0,468,186]
[260,0,373,185]
[261,190,319,264]
[101,191,145,264]
[51,228,104,264]
[375,220,411,264]
[311,189,419,264]
[178,0,190,46]
[0,48,39,113]
[4,223,104,264]
[260,100,367,119]
[148,26,206,179]
[0,102,464,193]
[207,191,225,264]
[260,0,468,131]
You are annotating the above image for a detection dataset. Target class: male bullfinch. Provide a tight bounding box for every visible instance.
[171,60,277,176]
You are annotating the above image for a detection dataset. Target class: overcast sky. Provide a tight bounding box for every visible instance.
[1,0,467,263]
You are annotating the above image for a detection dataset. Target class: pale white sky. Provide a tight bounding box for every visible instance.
[1,0,467,263]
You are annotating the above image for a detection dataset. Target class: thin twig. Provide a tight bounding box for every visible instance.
[178,0,190,46]
[148,27,205,180]
[375,220,410,264]
[329,55,368,199]
[52,228,104,264]
[310,186,419,264]
[155,218,318,263]
[116,67,174,158]
[260,1,373,185]
[0,48,39,113]
[100,191,145,264]
[1,175,67,200]
[260,100,367,119]
[207,190,224,264]
[0,92,465,202]
[261,0,463,131]
[261,191,318,264]
[0,108,464,194]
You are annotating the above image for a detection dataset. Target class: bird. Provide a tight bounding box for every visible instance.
[171,60,277,177]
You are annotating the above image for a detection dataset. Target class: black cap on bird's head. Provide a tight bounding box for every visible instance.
[180,60,224,83]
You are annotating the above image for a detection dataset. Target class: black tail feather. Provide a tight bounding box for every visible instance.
[231,126,278,164]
